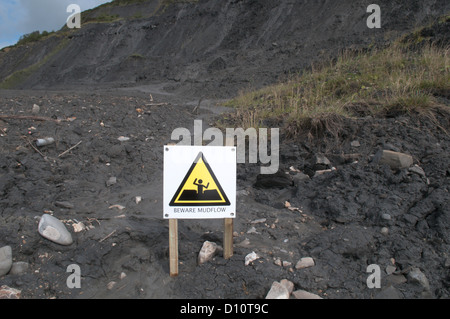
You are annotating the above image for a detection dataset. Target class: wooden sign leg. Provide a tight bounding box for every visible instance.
[224,218,234,259]
[169,219,179,277]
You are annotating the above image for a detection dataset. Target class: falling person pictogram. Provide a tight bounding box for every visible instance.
[169,152,230,206]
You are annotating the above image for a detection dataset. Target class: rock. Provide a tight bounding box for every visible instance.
[237,238,250,247]
[117,136,130,142]
[407,268,430,291]
[314,168,335,177]
[274,258,282,267]
[280,279,294,294]
[292,289,323,299]
[409,165,426,177]
[445,258,450,268]
[32,104,40,114]
[106,176,117,187]
[315,154,331,167]
[251,218,266,224]
[295,257,315,270]
[107,281,117,290]
[381,213,391,220]
[245,251,260,266]
[265,281,290,299]
[72,222,86,233]
[351,140,361,147]
[0,285,21,299]
[0,246,12,276]
[376,150,413,170]
[381,227,389,235]
[198,241,221,265]
[135,196,142,204]
[386,265,396,275]
[9,262,29,275]
[38,214,73,246]
[55,201,74,209]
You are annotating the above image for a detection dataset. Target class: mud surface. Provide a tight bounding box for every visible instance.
[0,87,449,299]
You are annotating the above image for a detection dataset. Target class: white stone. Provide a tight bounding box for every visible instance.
[292,289,323,299]
[265,281,290,299]
[295,257,315,269]
[280,279,294,294]
[198,241,221,265]
[32,104,40,114]
[245,251,260,266]
[38,214,73,246]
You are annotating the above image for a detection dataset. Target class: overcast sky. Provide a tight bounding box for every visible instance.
[0,0,112,49]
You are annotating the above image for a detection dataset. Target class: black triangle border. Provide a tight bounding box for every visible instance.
[169,152,231,207]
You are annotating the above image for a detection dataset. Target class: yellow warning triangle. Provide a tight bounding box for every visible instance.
[170,152,230,206]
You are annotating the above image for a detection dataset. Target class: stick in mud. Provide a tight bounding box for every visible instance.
[58,140,82,158]
[0,114,63,123]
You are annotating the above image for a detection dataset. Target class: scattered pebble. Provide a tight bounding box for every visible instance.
[198,241,221,265]
[38,214,73,246]
[244,251,260,266]
[295,257,315,270]
[0,246,12,276]
[0,285,21,299]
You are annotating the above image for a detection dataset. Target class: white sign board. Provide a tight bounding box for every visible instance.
[163,146,236,219]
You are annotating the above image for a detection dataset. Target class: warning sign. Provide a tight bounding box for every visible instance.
[164,146,236,219]
[170,152,230,206]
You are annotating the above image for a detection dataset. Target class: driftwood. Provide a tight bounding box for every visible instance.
[58,141,82,158]
[0,114,62,123]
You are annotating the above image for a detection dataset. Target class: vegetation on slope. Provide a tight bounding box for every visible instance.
[224,41,449,137]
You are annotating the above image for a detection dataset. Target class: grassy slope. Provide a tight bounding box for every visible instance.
[223,22,449,137]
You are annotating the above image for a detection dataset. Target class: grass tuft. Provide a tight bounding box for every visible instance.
[224,42,449,137]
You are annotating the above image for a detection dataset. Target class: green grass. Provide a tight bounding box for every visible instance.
[0,38,69,89]
[224,42,449,137]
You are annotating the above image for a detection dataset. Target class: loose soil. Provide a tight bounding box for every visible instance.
[0,86,448,299]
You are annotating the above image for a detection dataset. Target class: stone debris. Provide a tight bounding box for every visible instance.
[106,176,117,187]
[292,289,323,299]
[376,150,413,170]
[198,241,222,265]
[295,257,315,270]
[9,261,29,275]
[408,165,426,177]
[0,285,21,299]
[32,104,40,114]
[38,214,73,246]
[117,136,130,142]
[244,251,260,266]
[265,281,290,299]
[0,246,12,276]
[407,268,430,291]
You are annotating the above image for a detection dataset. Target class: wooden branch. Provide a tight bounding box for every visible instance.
[21,136,47,160]
[0,115,62,123]
[58,141,82,158]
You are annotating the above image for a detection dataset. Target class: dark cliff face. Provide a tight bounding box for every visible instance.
[0,0,449,97]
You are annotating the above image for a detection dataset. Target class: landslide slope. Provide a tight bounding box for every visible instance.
[0,0,449,97]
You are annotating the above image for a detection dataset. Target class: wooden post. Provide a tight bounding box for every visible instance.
[169,219,179,277]
[224,218,234,259]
